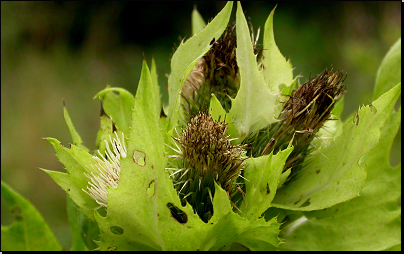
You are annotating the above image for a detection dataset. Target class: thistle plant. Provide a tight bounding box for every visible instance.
[1,2,401,251]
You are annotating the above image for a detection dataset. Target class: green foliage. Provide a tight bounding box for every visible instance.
[94,87,136,135]
[272,83,401,211]
[228,2,278,141]
[167,2,233,129]
[93,60,281,250]
[1,2,400,251]
[278,95,401,251]
[192,7,206,35]
[1,181,62,251]
[41,138,98,221]
[241,143,294,221]
[66,197,92,251]
[63,105,88,152]
[374,38,401,100]
[262,5,295,96]
[209,94,238,142]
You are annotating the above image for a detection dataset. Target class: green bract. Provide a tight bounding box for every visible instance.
[1,1,401,251]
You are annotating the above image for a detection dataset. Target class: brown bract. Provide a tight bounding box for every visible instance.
[263,68,346,173]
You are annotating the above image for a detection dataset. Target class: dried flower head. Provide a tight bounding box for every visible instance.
[83,131,127,207]
[167,112,246,222]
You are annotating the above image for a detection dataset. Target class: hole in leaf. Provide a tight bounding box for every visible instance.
[110,226,124,235]
[167,203,188,224]
[11,207,22,221]
[369,103,377,115]
[111,90,120,96]
[301,199,311,207]
[147,180,155,198]
[133,150,146,166]
[11,206,22,216]
[353,111,359,126]
[97,206,107,217]
[160,108,167,117]
[100,103,107,117]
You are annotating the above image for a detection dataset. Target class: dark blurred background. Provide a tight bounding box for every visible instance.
[1,1,401,249]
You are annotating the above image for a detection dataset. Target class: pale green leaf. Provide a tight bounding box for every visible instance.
[63,103,88,152]
[232,216,280,251]
[278,106,401,251]
[66,196,91,251]
[201,184,281,251]
[228,2,278,141]
[277,168,291,189]
[262,6,294,95]
[332,95,344,118]
[374,38,401,100]
[95,59,190,251]
[42,138,98,220]
[151,58,161,116]
[385,244,401,251]
[192,6,206,35]
[94,87,135,135]
[272,83,401,211]
[312,97,345,150]
[209,93,238,143]
[1,181,62,251]
[167,2,233,129]
[95,114,113,156]
[241,144,293,221]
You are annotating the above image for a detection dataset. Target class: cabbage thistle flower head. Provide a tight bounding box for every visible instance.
[83,131,127,207]
[260,68,346,178]
[168,112,247,222]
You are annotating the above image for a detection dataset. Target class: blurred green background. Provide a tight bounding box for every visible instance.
[1,1,401,249]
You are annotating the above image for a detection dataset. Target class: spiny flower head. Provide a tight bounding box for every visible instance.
[168,112,246,222]
[261,68,346,174]
[83,131,127,207]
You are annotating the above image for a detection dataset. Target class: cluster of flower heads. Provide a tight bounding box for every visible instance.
[169,20,346,222]
[166,22,263,222]
[83,19,345,224]
[83,131,127,207]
